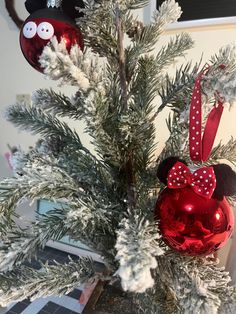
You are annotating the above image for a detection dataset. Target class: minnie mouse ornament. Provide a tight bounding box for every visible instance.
[155,67,236,256]
[20,0,84,72]
[155,157,235,256]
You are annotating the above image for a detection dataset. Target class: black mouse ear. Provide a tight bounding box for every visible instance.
[212,164,236,199]
[25,0,47,14]
[61,0,85,19]
[156,156,188,185]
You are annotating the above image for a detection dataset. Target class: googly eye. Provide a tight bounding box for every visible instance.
[22,21,37,39]
[37,22,54,40]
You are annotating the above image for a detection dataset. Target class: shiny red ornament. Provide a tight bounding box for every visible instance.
[155,187,234,256]
[19,9,84,72]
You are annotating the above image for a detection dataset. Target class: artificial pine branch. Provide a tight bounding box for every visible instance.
[209,137,236,164]
[0,201,114,272]
[129,34,194,123]
[0,214,68,273]
[6,103,88,153]
[155,33,194,70]
[0,160,84,207]
[0,257,96,307]
[79,1,118,59]
[156,61,201,115]
[40,37,89,89]
[155,252,236,314]
[209,45,236,74]
[0,154,119,269]
[130,55,160,109]
[10,145,120,219]
[115,2,128,111]
[115,1,137,210]
[129,0,182,54]
[135,252,236,314]
[115,212,164,293]
[32,89,85,120]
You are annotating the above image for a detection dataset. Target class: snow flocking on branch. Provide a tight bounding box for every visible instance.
[0,237,33,273]
[66,203,94,229]
[115,213,164,293]
[154,0,182,29]
[177,269,220,314]
[204,72,236,108]
[202,45,236,107]
[0,257,96,307]
[39,37,88,90]
[39,36,106,94]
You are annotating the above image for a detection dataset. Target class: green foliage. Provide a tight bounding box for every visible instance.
[32,89,85,119]
[7,104,86,152]
[209,137,236,165]
[158,61,201,113]
[0,257,96,306]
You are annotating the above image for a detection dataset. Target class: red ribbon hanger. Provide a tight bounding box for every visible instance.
[189,68,224,162]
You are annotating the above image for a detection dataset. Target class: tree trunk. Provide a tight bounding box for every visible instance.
[82,280,140,314]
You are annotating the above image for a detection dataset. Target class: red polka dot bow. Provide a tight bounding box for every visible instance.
[167,161,216,199]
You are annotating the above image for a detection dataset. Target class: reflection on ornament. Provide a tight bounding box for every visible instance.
[155,187,234,256]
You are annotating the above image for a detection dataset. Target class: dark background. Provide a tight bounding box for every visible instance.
[156,0,236,21]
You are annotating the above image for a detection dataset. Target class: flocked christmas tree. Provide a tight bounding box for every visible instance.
[1,0,236,313]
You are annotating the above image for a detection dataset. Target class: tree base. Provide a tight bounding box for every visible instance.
[82,280,140,314]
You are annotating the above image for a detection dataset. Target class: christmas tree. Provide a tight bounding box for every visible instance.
[1,0,236,313]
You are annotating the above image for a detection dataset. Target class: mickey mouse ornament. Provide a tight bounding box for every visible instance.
[20,0,84,72]
[155,67,236,256]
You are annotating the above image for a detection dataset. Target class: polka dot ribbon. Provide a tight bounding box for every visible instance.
[167,161,216,199]
[189,69,224,162]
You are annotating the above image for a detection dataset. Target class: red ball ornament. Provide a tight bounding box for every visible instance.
[19,8,84,72]
[155,187,234,256]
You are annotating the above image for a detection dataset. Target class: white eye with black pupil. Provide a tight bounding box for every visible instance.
[37,22,54,40]
[22,21,37,39]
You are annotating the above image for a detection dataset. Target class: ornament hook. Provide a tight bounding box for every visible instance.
[47,0,62,9]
